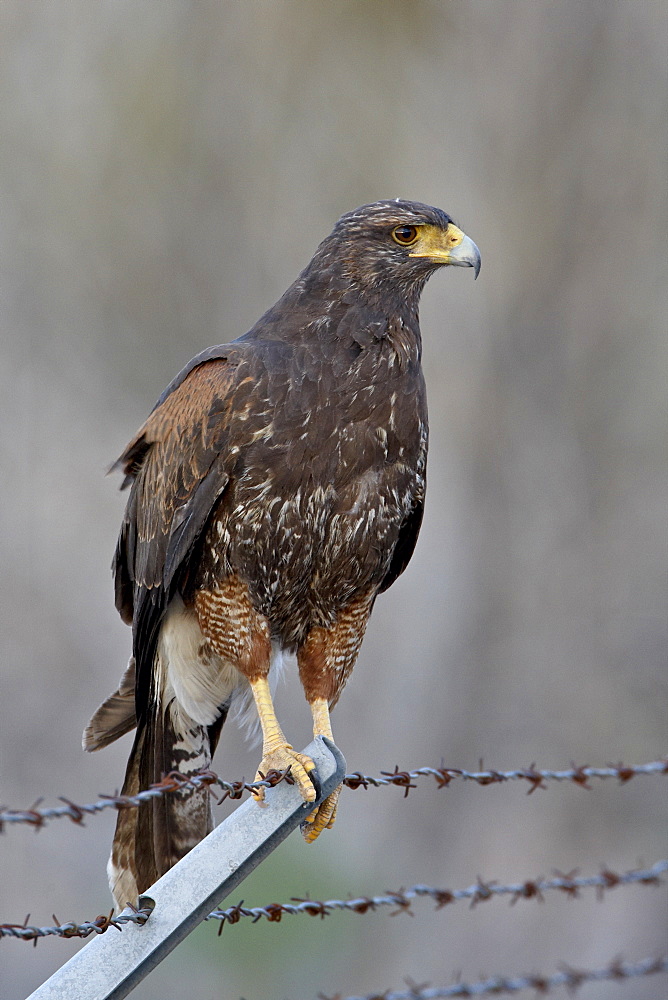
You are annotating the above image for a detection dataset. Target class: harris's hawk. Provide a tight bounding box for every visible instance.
[84,200,480,910]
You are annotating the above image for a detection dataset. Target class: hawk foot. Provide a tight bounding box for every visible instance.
[301,783,340,843]
[254,745,317,805]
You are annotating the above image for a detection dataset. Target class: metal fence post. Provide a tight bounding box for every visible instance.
[27,736,346,1000]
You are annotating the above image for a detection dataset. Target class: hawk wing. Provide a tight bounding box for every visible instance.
[104,348,270,904]
[379,499,425,594]
[113,349,254,704]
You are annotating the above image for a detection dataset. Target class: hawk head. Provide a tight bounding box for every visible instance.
[312,199,480,294]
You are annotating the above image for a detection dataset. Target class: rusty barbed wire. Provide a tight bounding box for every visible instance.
[343,758,668,795]
[318,955,668,999]
[0,902,154,946]
[204,859,668,930]
[0,768,291,831]
[1,758,665,831]
[3,860,665,944]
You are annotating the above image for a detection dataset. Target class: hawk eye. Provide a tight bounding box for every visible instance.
[391,225,419,247]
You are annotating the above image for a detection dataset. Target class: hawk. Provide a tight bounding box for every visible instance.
[84,200,480,910]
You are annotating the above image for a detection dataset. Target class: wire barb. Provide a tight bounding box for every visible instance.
[1,759,665,831]
[3,861,665,944]
[318,956,668,999]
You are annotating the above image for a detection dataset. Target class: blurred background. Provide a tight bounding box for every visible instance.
[1,2,666,998]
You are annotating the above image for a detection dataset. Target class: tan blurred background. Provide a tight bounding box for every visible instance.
[1,2,666,998]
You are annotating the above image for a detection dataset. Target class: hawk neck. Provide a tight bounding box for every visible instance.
[242,265,425,369]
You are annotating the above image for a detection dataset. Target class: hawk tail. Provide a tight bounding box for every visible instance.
[106,682,226,912]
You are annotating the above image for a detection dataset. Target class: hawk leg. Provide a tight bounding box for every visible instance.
[249,676,317,805]
[195,580,317,807]
[297,593,374,842]
[302,697,339,842]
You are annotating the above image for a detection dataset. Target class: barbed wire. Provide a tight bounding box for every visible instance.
[0,902,154,946]
[205,859,668,930]
[3,860,665,944]
[318,956,668,999]
[1,758,665,831]
[343,759,668,795]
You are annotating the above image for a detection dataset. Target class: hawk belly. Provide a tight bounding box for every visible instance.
[192,461,424,654]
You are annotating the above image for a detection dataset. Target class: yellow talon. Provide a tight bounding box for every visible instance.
[302,785,340,842]
[254,745,317,804]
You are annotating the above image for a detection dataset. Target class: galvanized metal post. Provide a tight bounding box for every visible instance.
[27,737,345,1000]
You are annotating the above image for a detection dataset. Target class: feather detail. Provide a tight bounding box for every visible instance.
[82,657,136,751]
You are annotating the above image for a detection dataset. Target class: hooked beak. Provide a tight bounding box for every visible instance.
[409,223,481,279]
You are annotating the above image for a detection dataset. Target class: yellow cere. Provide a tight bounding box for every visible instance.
[408,223,465,261]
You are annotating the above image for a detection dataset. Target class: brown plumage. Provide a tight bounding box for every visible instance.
[84,200,480,910]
